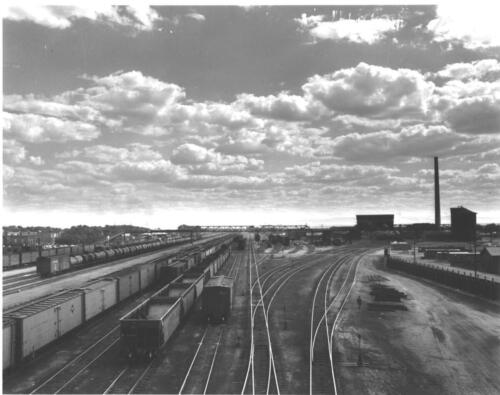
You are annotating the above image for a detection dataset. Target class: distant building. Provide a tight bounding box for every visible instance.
[480,247,500,274]
[3,229,61,249]
[356,215,394,230]
[450,206,476,241]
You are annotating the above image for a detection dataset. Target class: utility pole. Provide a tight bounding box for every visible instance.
[473,230,477,278]
[357,334,363,366]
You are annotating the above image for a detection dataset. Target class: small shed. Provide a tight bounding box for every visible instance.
[480,247,500,274]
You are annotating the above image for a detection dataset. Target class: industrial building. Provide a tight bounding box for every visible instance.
[356,214,394,230]
[450,207,477,241]
[480,247,500,274]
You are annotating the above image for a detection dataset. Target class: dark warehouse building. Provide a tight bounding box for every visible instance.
[450,206,477,241]
[356,214,394,230]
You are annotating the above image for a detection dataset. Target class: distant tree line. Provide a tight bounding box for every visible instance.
[56,225,150,245]
[3,226,62,232]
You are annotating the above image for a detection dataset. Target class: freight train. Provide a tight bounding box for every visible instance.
[3,235,235,371]
[36,236,197,277]
[120,245,232,360]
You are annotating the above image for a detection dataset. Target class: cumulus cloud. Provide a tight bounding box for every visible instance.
[327,124,468,161]
[112,159,186,183]
[302,62,433,119]
[3,111,100,142]
[430,59,500,82]
[427,3,500,49]
[295,13,402,44]
[430,73,500,135]
[4,94,103,123]
[4,61,499,219]
[4,5,163,31]
[236,92,314,121]
[444,96,500,135]
[171,143,264,174]
[185,12,206,22]
[3,139,27,164]
[285,161,398,184]
[61,143,164,163]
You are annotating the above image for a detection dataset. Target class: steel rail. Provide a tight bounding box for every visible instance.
[30,325,120,394]
[178,327,209,395]
[202,328,225,395]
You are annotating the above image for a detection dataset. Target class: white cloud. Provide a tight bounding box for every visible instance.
[444,96,500,135]
[430,59,500,82]
[295,13,402,44]
[236,92,314,121]
[29,156,45,166]
[3,111,100,142]
[4,5,163,31]
[171,143,264,174]
[427,3,500,49]
[3,139,27,164]
[430,71,500,135]
[112,159,186,183]
[302,62,434,119]
[327,124,470,161]
[285,161,398,184]
[185,12,206,22]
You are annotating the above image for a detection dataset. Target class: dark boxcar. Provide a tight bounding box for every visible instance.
[36,255,70,277]
[203,276,234,323]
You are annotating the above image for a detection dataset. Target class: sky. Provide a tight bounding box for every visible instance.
[2,3,500,228]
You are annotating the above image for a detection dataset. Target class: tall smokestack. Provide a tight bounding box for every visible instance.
[434,156,441,228]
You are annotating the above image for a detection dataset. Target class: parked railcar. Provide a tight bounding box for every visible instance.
[139,263,156,291]
[203,276,234,323]
[36,255,71,277]
[120,281,193,360]
[113,268,141,302]
[3,317,16,370]
[6,290,84,362]
[4,235,235,370]
[80,279,118,321]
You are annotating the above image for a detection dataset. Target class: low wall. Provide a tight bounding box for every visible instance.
[387,257,499,300]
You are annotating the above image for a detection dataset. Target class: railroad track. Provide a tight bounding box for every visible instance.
[27,272,186,394]
[242,246,346,395]
[102,362,153,394]
[242,242,291,395]
[309,249,369,395]
[178,326,225,394]
[30,326,120,394]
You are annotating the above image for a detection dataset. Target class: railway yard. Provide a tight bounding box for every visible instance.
[3,235,500,394]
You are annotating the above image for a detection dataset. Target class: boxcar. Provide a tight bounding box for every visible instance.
[203,276,234,323]
[6,290,84,361]
[80,279,118,321]
[114,269,141,302]
[139,263,156,291]
[3,317,16,370]
[36,255,70,277]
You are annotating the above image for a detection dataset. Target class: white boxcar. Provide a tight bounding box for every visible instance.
[7,290,84,360]
[114,269,141,302]
[139,263,155,291]
[81,279,118,321]
[3,317,16,370]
